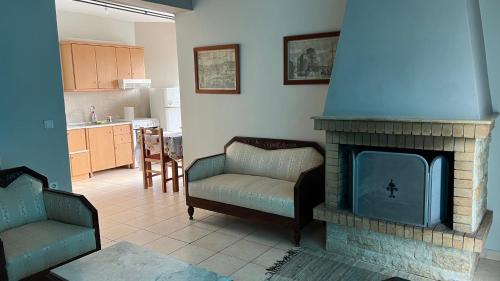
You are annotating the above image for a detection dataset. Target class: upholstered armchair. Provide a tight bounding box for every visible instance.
[0,167,100,281]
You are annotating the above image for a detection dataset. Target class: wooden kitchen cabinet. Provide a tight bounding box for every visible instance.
[115,143,134,167]
[67,129,87,153]
[72,44,98,90]
[67,124,134,180]
[60,41,146,92]
[116,47,132,79]
[67,129,91,181]
[95,46,118,89]
[88,127,116,172]
[130,48,146,79]
[69,152,91,180]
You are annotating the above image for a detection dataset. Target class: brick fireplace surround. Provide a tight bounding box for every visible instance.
[312,116,497,280]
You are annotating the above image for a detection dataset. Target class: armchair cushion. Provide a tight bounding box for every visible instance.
[0,175,47,233]
[224,142,324,182]
[189,174,295,217]
[0,220,96,281]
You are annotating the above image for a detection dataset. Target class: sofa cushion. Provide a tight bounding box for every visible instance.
[0,220,96,281]
[189,174,295,217]
[0,174,47,233]
[224,142,324,182]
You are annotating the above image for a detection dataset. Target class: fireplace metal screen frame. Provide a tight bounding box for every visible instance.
[351,150,437,227]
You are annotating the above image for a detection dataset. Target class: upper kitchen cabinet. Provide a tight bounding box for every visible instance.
[59,41,147,92]
[95,46,118,89]
[130,48,146,79]
[72,44,98,90]
[116,47,132,79]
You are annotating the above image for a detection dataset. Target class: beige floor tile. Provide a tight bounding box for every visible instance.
[221,239,270,262]
[143,236,188,255]
[170,244,216,265]
[192,220,225,232]
[218,221,257,238]
[244,229,286,247]
[231,263,268,281]
[146,220,190,236]
[199,253,247,276]
[116,230,162,246]
[167,225,213,243]
[192,231,241,252]
[253,248,287,267]
[124,215,166,229]
[101,224,139,240]
[474,258,500,281]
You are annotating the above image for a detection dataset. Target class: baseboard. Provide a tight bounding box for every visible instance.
[480,249,500,261]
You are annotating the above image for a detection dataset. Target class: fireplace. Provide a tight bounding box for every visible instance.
[312,117,495,281]
[352,150,449,228]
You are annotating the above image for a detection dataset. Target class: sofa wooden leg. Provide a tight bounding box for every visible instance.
[293,229,301,246]
[188,206,194,220]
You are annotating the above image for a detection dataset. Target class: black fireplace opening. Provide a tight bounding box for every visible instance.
[338,145,454,228]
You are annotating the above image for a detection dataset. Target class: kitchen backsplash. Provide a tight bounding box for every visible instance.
[64,89,150,123]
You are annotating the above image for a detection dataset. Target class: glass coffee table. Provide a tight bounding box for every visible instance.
[48,242,230,281]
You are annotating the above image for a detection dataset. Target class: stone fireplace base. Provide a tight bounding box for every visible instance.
[312,115,497,281]
[327,223,479,280]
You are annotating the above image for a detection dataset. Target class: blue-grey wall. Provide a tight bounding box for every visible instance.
[144,0,193,10]
[324,0,492,120]
[0,1,71,191]
[480,0,500,252]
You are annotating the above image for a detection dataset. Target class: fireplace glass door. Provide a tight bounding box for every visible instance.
[353,151,429,227]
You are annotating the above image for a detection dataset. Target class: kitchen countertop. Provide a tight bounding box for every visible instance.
[67,121,132,130]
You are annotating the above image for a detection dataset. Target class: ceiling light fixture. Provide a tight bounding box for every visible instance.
[72,0,175,20]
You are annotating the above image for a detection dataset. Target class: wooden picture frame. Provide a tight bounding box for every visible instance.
[284,31,340,85]
[194,44,240,94]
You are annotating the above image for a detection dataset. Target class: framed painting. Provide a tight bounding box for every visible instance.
[284,31,340,85]
[194,44,240,94]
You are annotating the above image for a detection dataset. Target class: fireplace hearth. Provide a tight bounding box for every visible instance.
[312,116,496,281]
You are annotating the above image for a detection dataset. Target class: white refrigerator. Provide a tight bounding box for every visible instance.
[149,88,182,132]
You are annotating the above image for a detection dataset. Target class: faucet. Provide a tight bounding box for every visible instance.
[90,106,97,123]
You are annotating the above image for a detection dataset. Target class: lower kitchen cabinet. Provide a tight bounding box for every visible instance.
[115,143,134,167]
[88,126,116,172]
[67,123,134,180]
[69,151,91,180]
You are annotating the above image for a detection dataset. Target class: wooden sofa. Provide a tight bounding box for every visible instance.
[185,137,325,245]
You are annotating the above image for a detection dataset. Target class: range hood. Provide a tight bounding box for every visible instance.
[119,79,152,89]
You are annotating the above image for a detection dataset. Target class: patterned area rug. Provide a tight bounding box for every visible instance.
[265,248,409,281]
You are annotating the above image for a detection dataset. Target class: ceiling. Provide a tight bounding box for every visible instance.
[55,0,176,23]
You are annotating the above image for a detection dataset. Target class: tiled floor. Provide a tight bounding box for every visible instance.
[73,168,500,281]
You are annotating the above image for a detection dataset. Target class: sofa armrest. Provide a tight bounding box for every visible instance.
[43,189,99,230]
[186,153,226,183]
[294,165,325,228]
[0,238,6,281]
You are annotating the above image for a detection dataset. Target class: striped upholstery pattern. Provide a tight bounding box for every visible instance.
[189,174,295,217]
[224,142,324,182]
[187,154,226,183]
[1,220,96,281]
[0,175,47,233]
[43,192,94,228]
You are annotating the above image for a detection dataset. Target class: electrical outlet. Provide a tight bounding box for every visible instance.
[49,182,59,189]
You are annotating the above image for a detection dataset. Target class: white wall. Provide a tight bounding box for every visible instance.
[135,22,179,88]
[176,0,346,165]
[56,10,136,44]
